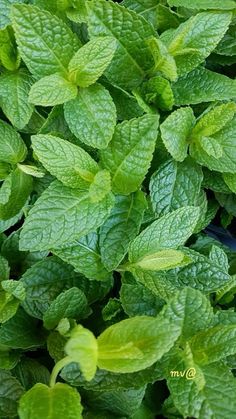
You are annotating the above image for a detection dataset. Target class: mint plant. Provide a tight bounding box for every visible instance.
[0,0,236,418]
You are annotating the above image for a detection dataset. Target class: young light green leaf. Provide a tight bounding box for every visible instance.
[0,174,12,205]
[68,36,117,87]
[190,117,236,173]
[99,192,147,271]
[64,83,116,149]
[197,136,223,158]
[0,291,19,323]
[11,4,80,77]
[143,76,174,111]
[129,207,200,263]
[19,180,114,251]
[0,69,34,130]
[53,232,111,282]
[147,37,177,82]
[97,315,180,373]
[29,74,77,106]
[160,107,195,162]
[0,120,27,164]
[173,66,236,105]
[65,325,98,381]
[89,170,111,203]
[167,0,236,10]
[18,383,83,419]
[87,0,155,89]
[150,158,203,217]
[43,288,90,330]
[32,134,99,189]
[101,114,159,195]
[191,102,236,139]
[0,169,32,220]
[162,11,232,75]
[128,249,188,271]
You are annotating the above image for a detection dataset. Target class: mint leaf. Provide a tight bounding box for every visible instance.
[29,73,77,106]
[167,0,236,10]
[128,207,200,264]
[0,168,32,220]
[18,383,83,419]
[150,158,203,217]
[89,170,111,203]
[173,66,236,105]
[43,287,90,330]
[160,107,195,162]
[99,192,147,271]
[162,11,232,75]
[32,134,99,189]
[53,232,111,281]
[64,83,116,149]
[68,36,117,87]
[0,69,34,130]
[19,180,114,251]
[87,0,155,89]
[223,172,236,193]
[0,120,27,164]
[11,4,80,77]
[101,114,159,194]
[0,370,24,418]
[97,315,181,373]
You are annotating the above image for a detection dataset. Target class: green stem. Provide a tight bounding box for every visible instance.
[49,356,71,387]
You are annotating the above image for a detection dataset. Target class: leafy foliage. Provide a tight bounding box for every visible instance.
[0,1,236,418]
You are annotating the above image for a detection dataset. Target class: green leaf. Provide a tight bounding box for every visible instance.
[122,0,161,29]
[197,136,223,158]
[162,11,232,75]
[64,83,116,149]
[128,207,200,264]
[173,66,236,105]
[0,292,19,323]
[19,180,114,251]
[97,315,180,373]
[13,357,50,390]
[18,383,83,419]
[89,170,111,203]
[0,308,45,349]
[11,4,80,77]
[32,134,99,189]
[160,107,195,162]
[0,174,12,205]
[167,0,236,10]
[209,244,229,272]
[0,69,34,129]
[190,324,236,365]
[29,74,77,106]
[162,287,214,341]
[0,25,19,71]
[0,0,26,29]
[167,357,236,418]
[190,116,236,173]
[0,169,32,220]
[0,120,27,164]
[1,280,26,300]
[68,36,117,87]
[128,249,189,272]
[87,0,155,89]
[0,370,24,418]
[223,172,236,193]
[99,192,147,271]
[143,76,174,111]
[43,287,90,330]
[53,232,111,281]
[0,255,10,281]
[20,256,83,319]
[65,324,98,381]
[101,114,159,195]
[147,37,177,82]
[150,158,203,217]
[120,273,164,317]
